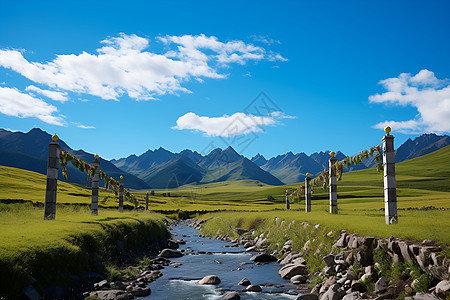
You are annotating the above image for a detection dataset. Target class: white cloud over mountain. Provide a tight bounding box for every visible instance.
[369,69,450,134]
[172,111,292,137]
[0,87,63,125]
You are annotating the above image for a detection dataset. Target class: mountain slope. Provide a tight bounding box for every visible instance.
[0,128,149,189]
[396,133,450,163]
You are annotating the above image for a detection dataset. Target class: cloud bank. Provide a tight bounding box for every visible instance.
[0,33,286,101]
[369,69,450,134]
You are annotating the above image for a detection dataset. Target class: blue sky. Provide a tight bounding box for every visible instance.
[1,0,449,160]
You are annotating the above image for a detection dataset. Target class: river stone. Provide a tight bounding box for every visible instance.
[130,286,151,297]
[167,240,179,249]
[246,284,262,292]
[238,278,251,286]
[250,252,277,263]
[90,290,133,300]
[278,263,307,279]
[290,275,307,284]
[222,291,240,300]
[296,294,318,300]
[198,275,221,285]
[159,248,183,258]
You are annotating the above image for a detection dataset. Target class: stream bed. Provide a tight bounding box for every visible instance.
[145,224,300,299]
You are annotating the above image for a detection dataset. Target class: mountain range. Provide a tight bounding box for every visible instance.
[0,128,448,188]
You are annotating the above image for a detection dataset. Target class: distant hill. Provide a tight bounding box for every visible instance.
[0,128,149,189]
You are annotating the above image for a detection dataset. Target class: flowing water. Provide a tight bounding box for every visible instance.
[145,224,299,299]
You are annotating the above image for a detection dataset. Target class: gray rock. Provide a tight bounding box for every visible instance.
[297,294,319,300]
[413,293,440,300]
[319,276,336,295]
[342,291,360,300]
[22,285,40,300]
[250,252,277,262]
[356,250,371,267]
[130,287,151,297]
[159,248,183,258]
[324,266,336,276]
[398,241,414,264]
[320,283,345,300]
[198,275,221,285]
[375,277,389,293]
[435,280,450,297]
[91,290,133,300]
[245,284,262,292]
[278,263,307,279]
[167,240,179,249]
[112,281,127,290]
[351,281,365,292]
[291,275,307,284]
[323,254,336,267]
[222,291,240,300]
[334,233,347,248]
[238,278,251,286]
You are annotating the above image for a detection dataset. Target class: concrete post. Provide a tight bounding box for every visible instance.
[91,157,100,215]
[382,126,398,224]
[285,190,290,210]
[145,192,149,211]
[305,174,311,212]
[44,135,60,220]
[329,152,338,214]
[118,176,124,213]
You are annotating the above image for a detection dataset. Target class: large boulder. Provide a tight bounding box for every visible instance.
[198,275,221,285]
[323,254,336,267]
[375,277,389,293]
[320,284,346,300]
[278,263,307,279]
[435,280,450,298]
[159,249,183,258]
[250,252,277,263]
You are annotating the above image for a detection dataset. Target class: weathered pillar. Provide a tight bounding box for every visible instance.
[91,155,100,215]
[285,190,290,210]
[382,126,398,224]
[44,134,60,220]
[145,192,149,211]
[329,152,338,214]
[305,173,311,212]
[118,176,124,213]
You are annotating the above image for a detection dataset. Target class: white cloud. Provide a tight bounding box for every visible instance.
[25,85,68,102]
[0,33,287,101]
[172,111,293,137]
[250,35,281,45]
[369,69,450,134]
[71,122,95,129]
[0,86,63,125]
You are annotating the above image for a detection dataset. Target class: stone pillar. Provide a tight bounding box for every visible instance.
[305,174,311,212]
[285,190,290,210]
[382,126,398,224]
[145,192,149,211]
[91,157,100,215]
[329,152,338,214]
[44,135,60,220]
[118,176,124,213]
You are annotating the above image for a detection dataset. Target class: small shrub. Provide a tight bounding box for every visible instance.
[373,248,392,277]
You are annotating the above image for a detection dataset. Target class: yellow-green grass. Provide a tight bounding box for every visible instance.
[0,204,167,296]
[0,165,133,207]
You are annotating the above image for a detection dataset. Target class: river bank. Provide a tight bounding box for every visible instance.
[0,204,169,299]
[196,214,450,299]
